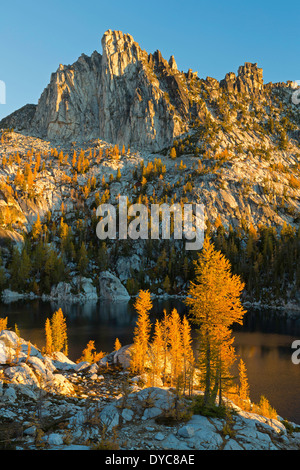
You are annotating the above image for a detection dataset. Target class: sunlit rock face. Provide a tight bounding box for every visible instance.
[99,30,184,151]
[31,51,103,142]
[27,30,189,151]
[220,62,264,95]
[0,31,270,152]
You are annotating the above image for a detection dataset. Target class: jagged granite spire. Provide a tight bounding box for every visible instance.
[30,50,102,141]
[98,30,185,150]
[220,62,264,94]
[26,30,187,150]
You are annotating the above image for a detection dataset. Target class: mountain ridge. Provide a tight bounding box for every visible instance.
[1,29,297,152]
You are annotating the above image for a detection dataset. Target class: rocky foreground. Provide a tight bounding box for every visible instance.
[0,328,300,451]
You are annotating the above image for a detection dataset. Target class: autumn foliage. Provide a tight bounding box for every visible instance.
[130,290,195,393]
[130,290,152,375]
[76,340,105,364]
[185,236,246,406]
[0,317,8,332]
[45,308,68,356]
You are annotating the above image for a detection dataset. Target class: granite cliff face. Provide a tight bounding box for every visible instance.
[30,51,103,142]
[220,62,264,94]
[0,104,37,132]
[0,30,270,151]
[26,30,190,151]
[97,30,185,151]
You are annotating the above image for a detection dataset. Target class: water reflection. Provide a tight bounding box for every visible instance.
[233,331,300,424]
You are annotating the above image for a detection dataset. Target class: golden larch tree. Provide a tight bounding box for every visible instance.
[130,290,152,375]
[160,309,170,385]
[32,213,43,240]
[45,318,53,355]
[46,308,68,356]
[0,317,8,332]
[238,358,250,404]
[148,319,164,386]
[181,315,195,395]
[77,340,105,364]
[186,236,246,406]
[168,308,183,388]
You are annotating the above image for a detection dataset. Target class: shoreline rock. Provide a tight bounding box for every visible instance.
[99,271,130,301]
[0,330,299,451]
[1,286,300,316]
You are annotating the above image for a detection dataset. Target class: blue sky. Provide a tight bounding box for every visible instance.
[0,0,299,120]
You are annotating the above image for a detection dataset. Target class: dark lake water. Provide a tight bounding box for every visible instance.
[1,298,300,424]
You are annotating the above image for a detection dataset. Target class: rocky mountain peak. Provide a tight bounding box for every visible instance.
[101,29,145,76]
[237,62,264,93]
[153,49,169,68]
[0,31,294,153]
[168,55,178,72]
[220,62,264,94]
[102,29,135,51]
